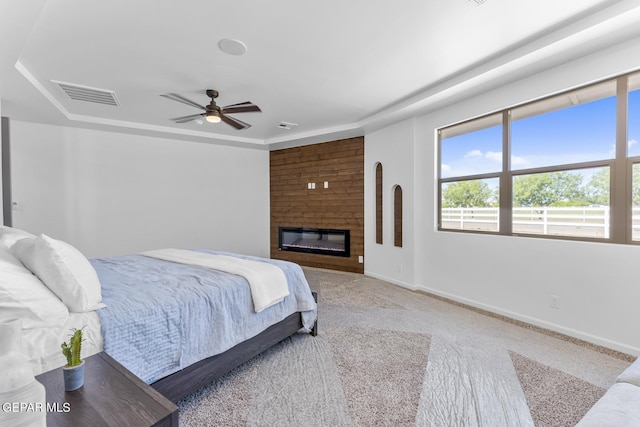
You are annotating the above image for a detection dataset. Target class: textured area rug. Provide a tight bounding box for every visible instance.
[327,326,430,426]
[510,352,606,427]
[178,267,630,426]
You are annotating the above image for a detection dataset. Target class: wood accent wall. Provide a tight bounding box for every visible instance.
[270,137,364,273]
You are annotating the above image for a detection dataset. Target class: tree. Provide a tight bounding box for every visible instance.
[442,180,496,208]
[513,171,586,207]
[587,167,610,206]
[634,165,640,206]
[562,166,640,206]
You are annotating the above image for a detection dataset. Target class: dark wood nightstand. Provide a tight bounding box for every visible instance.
[36,352,178,427]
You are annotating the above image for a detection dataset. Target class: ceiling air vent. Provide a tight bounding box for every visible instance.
[51,80,120,106]
[277,121,298,130]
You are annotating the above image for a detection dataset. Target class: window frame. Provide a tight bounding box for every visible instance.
[437,70,639,245]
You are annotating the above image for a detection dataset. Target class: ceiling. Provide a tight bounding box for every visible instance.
[2,0,640,149]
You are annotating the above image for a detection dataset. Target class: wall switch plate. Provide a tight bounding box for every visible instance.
[358,255,364,263]
[550,295,560,310]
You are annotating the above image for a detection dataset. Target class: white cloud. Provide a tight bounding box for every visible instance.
[629,139,638,148]
[441,164,451,172]
[511,156,529,166]
[485,151,502,162]
[464,150,483,158]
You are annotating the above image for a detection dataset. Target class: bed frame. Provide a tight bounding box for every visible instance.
[151,293,317,403]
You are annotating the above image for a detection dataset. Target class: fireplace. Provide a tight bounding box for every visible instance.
[278,227,350,257]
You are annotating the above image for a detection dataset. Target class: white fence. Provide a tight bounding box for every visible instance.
[441,206,640,239]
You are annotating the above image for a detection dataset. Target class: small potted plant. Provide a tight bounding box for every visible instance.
[61,328,85,391]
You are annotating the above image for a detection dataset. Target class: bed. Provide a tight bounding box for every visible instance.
[0,226,317,403]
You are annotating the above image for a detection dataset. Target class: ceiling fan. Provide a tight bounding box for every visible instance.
[160,89,261,130]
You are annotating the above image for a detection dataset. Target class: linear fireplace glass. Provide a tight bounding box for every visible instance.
[278,227,350,257]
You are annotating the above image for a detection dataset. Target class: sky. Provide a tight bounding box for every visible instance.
[441,90,640,179]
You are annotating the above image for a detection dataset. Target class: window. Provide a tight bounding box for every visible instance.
[511,81,616,170]
[438,70,640,244]
[441,178,499,232]
[393,185,403,247]
[439,113,502,233]
[440,114,502,179]
[629,74,640,241]
[628,73,640,158]
[512,167,610,239]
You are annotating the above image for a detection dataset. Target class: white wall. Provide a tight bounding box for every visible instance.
[10,120,270,258]
[366,36,640,355]
[365,118,415,287]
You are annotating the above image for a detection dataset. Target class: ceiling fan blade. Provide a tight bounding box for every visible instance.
[172,113,205,123]
[222,102,262,114]
[221,114,251,130]
[160,93,206,111]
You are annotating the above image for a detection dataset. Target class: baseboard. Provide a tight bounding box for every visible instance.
[365,271,639,359]
[364,271,418,291]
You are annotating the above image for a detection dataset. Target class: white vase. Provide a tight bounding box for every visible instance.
[0,319,46,427]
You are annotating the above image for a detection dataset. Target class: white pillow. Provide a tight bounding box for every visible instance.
[0,249,69,328]
[11,234,105,313]
[0,247,26,271]
[0,226,35,250]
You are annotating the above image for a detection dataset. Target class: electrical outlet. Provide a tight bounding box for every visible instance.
[550,295,560,310]
[358,255,364,264]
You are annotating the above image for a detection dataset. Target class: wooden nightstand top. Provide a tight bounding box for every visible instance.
[36,352,178,427]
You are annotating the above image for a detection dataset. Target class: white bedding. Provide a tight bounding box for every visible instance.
[0,229,105,376]
[23,311,103,375]
[5,231,312,382]
[93,250,317,384]
[141,248,291,312]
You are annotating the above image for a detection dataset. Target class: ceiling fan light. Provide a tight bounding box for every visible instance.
[206,111,221,123]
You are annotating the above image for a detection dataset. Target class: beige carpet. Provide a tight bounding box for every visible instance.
[510,352,606,427]
[178,267,631,426]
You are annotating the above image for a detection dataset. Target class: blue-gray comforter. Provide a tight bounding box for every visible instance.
[91,249,317,384]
